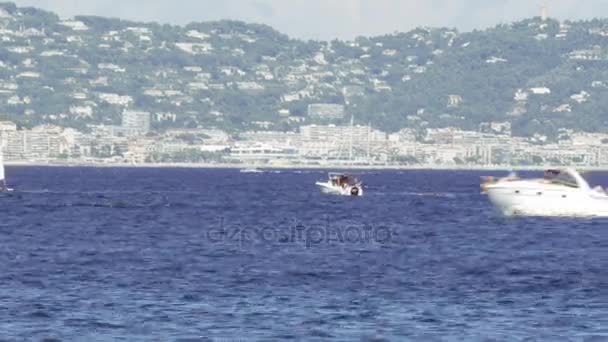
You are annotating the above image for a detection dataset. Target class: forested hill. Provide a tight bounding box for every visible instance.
[1,2,608,137]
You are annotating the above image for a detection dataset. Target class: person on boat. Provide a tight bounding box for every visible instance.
[333,175,342,187]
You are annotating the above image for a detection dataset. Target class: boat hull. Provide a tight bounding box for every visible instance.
[486,186,608,217]
[316,181,363,196]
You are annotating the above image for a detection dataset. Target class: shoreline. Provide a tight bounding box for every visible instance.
[6,161,608,171]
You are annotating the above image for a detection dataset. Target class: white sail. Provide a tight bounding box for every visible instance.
[0,147,12,191]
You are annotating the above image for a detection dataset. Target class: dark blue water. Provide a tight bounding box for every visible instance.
[1,167,606,341]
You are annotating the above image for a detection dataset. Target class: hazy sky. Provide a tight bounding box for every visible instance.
[11,0,608,40]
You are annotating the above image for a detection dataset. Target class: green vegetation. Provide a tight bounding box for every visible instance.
[0,2,608,139]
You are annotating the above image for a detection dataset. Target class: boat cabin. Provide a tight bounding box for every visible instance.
[328,173,360,187]
[543,169,580,188]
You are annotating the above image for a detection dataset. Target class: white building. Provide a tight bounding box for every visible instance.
[122,110,151,136]
[0,121,17,132]
[530,87,551,95]
[60,20,89,31]
[229,142,298,161]
[2,126,68,160]
[479,122,512,136]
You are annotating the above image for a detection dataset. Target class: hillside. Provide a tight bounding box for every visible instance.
[1,2,608,138]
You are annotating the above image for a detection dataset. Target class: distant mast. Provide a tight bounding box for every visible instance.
[366,122,371,162]
[348,115,354,164]
[0,146,5,189]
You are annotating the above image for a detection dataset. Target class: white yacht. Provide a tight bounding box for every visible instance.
[239,167,263,173]
[481,168,608,217]
[316,172,363,196]
[0,152,13,192]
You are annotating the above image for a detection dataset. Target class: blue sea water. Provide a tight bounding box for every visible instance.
[0,167,606,341]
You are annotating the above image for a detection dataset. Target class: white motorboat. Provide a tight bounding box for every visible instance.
[0,151,13,192]
[239,167,263,173]
[316,172,363,196]
[481,168,608,217]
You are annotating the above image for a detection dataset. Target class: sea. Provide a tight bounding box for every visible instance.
[1,167,606,341]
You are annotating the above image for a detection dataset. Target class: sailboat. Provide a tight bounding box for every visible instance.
[0,151,13,192]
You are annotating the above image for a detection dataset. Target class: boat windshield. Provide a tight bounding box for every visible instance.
[329,173,359,186]
[544,170,579,188]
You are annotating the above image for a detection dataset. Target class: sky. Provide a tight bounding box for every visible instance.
[11,0,608,40]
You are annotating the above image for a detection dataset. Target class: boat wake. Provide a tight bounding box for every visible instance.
[372,191,458,198]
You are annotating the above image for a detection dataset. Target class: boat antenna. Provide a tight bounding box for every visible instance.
[366,122,371,162]
[507,143,516,176]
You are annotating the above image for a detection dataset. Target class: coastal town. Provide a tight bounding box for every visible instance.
[1,3,608,169]
[2,105,608,168]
